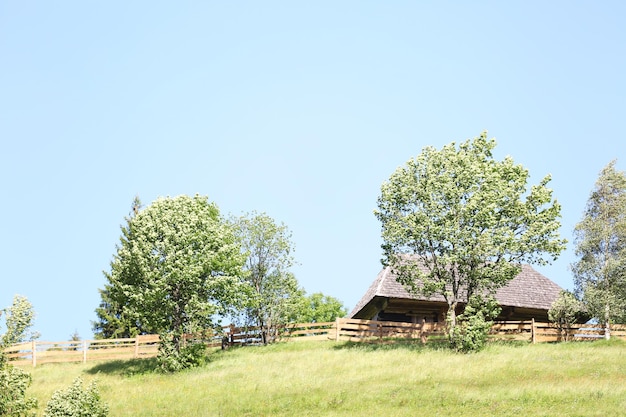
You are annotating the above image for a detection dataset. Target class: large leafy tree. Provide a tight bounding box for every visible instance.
[572,161,626,338]
[375,132,566,348]
[95,195,247,352]
[233,212,302,344]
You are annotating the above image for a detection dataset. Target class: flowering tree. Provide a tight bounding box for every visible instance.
[95,195,247,356]
[375,132,566,350]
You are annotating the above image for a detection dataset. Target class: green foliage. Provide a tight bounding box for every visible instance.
[549,290,585,341]
[156,335,208,373]
[375,132,566,347]
[93,196,144,339]
[451,295,501,353]
[43,378,108,417]
[233,212,301,344]
[0,353,37,417]
[293,293,347,323]
[95,194,247,360]
[572,161,626,330]
[69,331,80,342]
[68,331,81,351]
[1,295,39,347]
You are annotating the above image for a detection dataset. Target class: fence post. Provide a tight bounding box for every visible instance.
[531,318,536,344]
[32,340,36,367]
[83,340,88,363]
[335,318,340,342]
[229,324,236,347]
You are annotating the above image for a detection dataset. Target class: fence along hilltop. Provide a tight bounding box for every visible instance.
[5,319,626,367]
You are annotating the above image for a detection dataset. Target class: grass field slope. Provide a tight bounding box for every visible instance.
[23,340,626,416]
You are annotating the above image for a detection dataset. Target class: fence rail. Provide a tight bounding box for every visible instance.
[5,319,626,367]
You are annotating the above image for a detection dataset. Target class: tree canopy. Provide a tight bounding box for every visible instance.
[233,212,302,344]
[292,293,347,323]
[94,195,247,351]
[572,160,626,336]
[375,132,566,348]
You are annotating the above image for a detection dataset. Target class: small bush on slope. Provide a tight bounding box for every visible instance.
[0,351,37,417]
[43,378,108,417]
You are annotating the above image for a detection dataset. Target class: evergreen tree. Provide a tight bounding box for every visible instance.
[93,196,143,338]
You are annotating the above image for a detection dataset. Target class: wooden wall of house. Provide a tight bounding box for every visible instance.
[371,300,550,324]
[497,306,549,322]
[375,300,448,324]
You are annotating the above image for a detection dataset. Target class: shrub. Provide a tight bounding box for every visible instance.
[451,295,501,353]
[43,378,108,417]
[156,335,208,373]
[549,290,585,341]
[0,352,37,417]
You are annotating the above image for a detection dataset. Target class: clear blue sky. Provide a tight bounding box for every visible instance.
[1,2,624,341]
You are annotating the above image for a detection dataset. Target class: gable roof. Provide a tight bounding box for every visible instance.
[349,264,563,318]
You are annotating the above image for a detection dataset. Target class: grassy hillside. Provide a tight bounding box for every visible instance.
[22,340,626,416]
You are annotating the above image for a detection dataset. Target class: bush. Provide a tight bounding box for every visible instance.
[156,336,208,373]
[451,295,501,353]
[0,353,37,417]
[43,378,108,417]
[549,290,585,341]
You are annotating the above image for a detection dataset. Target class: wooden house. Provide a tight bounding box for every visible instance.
[350,264,563,324]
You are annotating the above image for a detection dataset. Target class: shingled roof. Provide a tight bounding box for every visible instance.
[350,264,563,318]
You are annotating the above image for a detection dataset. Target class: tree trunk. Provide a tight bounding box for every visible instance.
[259,317,268,345]
[447,301,458,344]
[604,302,611,340]
[172,285,186,353]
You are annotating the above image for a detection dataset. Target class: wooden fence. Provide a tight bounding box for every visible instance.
[5,319,626,367]
[333,318,445,342]
[4,335,161,367]
[488,320,626,343]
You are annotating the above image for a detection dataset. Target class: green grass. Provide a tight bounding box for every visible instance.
[21,339,626,416]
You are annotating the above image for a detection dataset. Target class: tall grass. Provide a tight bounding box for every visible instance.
[22,339,626,416]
